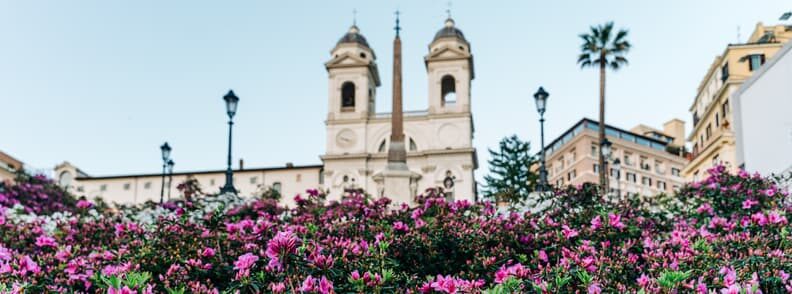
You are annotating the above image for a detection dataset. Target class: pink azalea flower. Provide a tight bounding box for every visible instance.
[299,275,317,292]
[608,213,626,230]
[742,199,758,209]
[587,283,602,294]
[561,225,578,239]
[636,273,650,287]
[318,276,334,294]
[233,253,259,279]
[270,282,286,293]
[720,284,741,294]
[590,215,602,230]
[393,221,409,232]
[35,235,58,248]
[76,200,93,209]
[201,247,216,258]
[107,286,137,294]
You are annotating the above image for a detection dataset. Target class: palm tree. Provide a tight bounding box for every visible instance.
[577,22,631,195]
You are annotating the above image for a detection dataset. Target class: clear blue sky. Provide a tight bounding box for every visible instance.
[1,1,789,178]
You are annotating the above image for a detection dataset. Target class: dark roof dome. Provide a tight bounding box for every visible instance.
[337,25,370,48]
[433,18,467,43]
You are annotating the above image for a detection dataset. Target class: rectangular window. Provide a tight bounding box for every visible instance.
[715,112,720,127]
[642,177,652,186]
[568,148,576,165]
[77,186,84,192]
[748,54,765,71]
[640,156,650,171]
[144,182,152,189]
[671,167,681,177]
[624,152,633,166]
[556,179,564,187]
[593,164,600,173]
[657,181,667,190]
[567,169,576,181]
[626,172,636,182]
[655,160,664,174]
[100,184,107,191]
[250,177,258,184]
[720,63,729,82]
[123,183,131,190]
[693,111,700,126]
[722,101,729,116]
[590,144,597,157]
[706,124,712,140]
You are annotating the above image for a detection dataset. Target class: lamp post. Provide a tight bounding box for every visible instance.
[600,138,612,196]
[533,87,549,192]
[612,158,621,200]
[159,142,172,204]
[220,90,239,194]
[166,159,175,200]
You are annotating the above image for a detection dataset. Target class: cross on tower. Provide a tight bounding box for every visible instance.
[352,8,357,26]
[394,10,401,37]
[446,1,452,19]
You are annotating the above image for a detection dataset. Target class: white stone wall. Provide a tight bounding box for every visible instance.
[734,42,792,176]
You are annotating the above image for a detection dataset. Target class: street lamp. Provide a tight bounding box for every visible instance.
[600,138,612,196]
[159,142,172,204]
[220,90,239,194]
[612,158,621,199]
[533,87,549,192]
[166,159,175,200]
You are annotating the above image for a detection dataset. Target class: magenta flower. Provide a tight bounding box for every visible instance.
[636,273,650,288]
[107,286,137,294]
[270,282,286,293]
[200,247,216,258]
[741,199,758,209]
[233,253,259,279]
[608,213,626,230]
[318,276,334,294]
[393,221,409,232]
[590,215,602,230]
[299,275,317,292]
[587,283,602,294]
[265,231,300,272]
[561,225,578,239]
[35,235,58,248]
[76,200,93,209]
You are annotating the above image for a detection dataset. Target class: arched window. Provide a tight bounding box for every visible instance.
[441,75,456,105]
[272,182,282,193]
[58,171,73,187]
[341,82,355,109]
[378,140,387,153]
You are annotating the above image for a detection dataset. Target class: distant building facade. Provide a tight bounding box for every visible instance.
[684,23,792,181]
[733,39,792,180]
[0,150,24,183]
[54,17,477,205]
[545,118,688,197]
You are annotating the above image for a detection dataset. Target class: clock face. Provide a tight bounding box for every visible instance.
[335,129,357,148]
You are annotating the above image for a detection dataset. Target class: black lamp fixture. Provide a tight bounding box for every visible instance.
[220,90,240,194]
[612,158,621,198]
[166,159,175,200]
[533,87,550,191]
[600,138,612,194]
[159,142,172,204]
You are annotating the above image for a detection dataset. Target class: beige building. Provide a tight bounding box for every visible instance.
[684,23,792,181]
[55,17,477,205]
[0,150,24,183]
[55,161,321,207]
[545,118,688,197]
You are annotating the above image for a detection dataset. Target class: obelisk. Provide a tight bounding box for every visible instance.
[383,11,413,204]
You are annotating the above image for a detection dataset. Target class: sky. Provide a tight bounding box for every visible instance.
[1,1,790,180]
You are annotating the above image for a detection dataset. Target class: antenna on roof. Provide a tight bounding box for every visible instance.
[737,26,741,43]
[353,8,357,26]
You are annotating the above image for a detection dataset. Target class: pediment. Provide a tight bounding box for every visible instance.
[426,46,470,60]
[325,53,369,68]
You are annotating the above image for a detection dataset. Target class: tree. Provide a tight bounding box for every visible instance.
[483,135,538,207]
[577,21,631,194]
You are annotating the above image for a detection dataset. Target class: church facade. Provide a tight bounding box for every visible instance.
[53,17,478,205]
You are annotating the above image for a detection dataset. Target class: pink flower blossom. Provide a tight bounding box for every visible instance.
[107,286,137,294]
[561,225,579,239]
[590,215,602,230]
[233,253,259,279]
[76,200,93,209]
[35,235,57,248]
[270,282,286,293]
[393,221,409,232]
[201,247,216,258]
[636,273,650,287]
[608,213,626,230]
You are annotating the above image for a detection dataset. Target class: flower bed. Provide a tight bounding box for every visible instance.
[0,166,790,293]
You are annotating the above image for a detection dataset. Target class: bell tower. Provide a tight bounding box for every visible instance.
[425,17,473,115]
[325,25,381,121]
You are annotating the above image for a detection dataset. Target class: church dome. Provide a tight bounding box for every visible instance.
[337,25,371,48]
[432,18,467,43]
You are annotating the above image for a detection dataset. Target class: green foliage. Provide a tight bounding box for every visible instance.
[656,269,691,290]
[483,135,538,206]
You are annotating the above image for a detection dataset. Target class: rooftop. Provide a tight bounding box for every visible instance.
[544,118,674,157]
